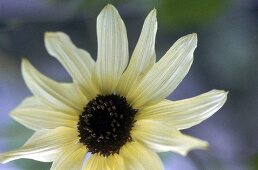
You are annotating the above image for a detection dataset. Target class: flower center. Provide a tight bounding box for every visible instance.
[77,94,137,157]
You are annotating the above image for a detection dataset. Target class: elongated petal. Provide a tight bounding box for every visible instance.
[22,59,86,113]
[45,32,94,83]
[128,34,197,108]
[83,154,108,170]
[116,9,157,97]
[120,142,163,170]
[51,143,87,170]
[0,127,78,163]
[132,120,208,156]
[45,32,98,99]
[137,90,228,130]
[11,96,78,130]
[93,4,129,94]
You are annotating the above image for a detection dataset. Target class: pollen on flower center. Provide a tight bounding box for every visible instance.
[77,94,137,157]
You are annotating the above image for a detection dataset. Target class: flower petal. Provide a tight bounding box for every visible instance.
[93,4,129,94]
[84,154,125,170]
[22,59,86,113]
[120,142,163,170]
[128,33,197,108]
[0,127,78,163]
[132,120,208,156]
[44,32,98,99]
[116,9,157,97]
[83,154,108,170]
[10,96,78,130]
[137,90,228,130]
[106,154,125,170]
[50,143,87,170]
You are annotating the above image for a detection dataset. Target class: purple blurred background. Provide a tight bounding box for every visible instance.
[0,0,258,169]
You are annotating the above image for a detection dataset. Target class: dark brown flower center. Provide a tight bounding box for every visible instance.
[77,94,137,157]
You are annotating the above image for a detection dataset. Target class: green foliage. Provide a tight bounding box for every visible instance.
[157,0,229,29]
[249,154,258,170]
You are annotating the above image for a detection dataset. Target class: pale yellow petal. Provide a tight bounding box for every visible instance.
[22,59,86,113]
[132,120,208,156]
[10,96,78,130]
[45,32,99,99]
[83,154,108,170]
[137,90,228,130]
[51,143,87,170]
[106,154,125,170]
[117,9,157,97]
[128,34,197,108]
[0,127,78,163]
[120,142,163,170]
[93,4,129,94]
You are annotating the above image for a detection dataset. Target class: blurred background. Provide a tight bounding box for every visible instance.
[0,0,257,169]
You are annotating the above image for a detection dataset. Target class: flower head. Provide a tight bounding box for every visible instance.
[0,4,227,169]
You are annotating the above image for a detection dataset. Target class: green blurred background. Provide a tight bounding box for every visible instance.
[0,0,257,169]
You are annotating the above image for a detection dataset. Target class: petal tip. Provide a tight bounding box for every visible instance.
[202,141,209,149]
[21,57,28,63]
[190,33,197,43]
[9,108,21,121]
[0,154,8,164]
[45,32,60,39]
[146,8,157,22]
[191,32,197,37]
[222,90,229,96]
[183,140,209,156]
[98,4,121,24]
[21,59,28,78]
[212,89,229,98]
[9,110,16,118]
[44,31,67,40]
[199,141,209,151]
[44,32,54,37]
[179,33,197,49]
[150,8,157,16]
[21,58,30,68]
[104,4,117,12]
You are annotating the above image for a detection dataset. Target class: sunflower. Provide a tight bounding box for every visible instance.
[0,4,227,170]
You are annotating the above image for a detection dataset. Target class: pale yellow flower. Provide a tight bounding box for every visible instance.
[0,4,227,170]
